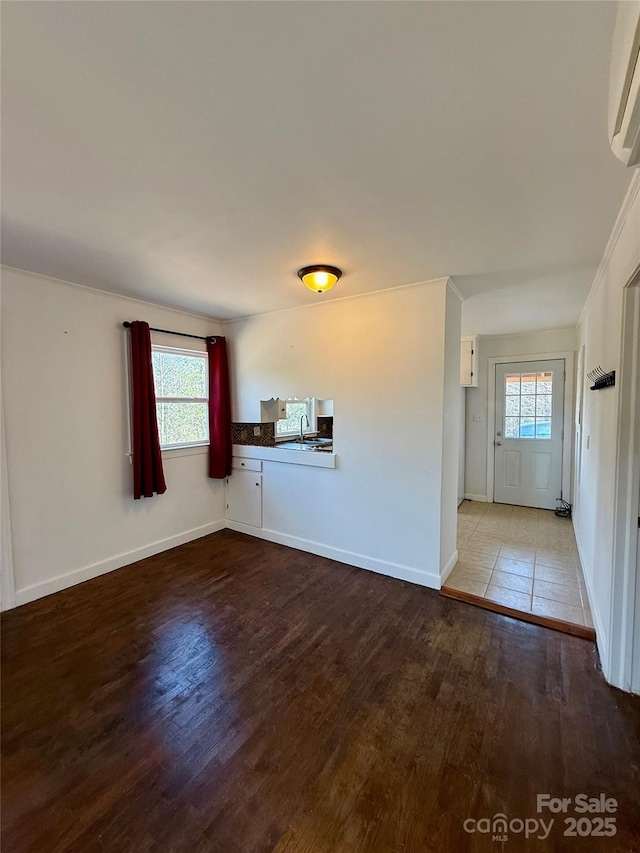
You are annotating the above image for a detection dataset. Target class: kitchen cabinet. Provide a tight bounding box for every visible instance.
[259,398,287,422]
[460,335,478,387]
[226,468,263,527]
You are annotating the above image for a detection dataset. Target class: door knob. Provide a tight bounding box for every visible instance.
[496,431,502,437]
[496,441,502,446]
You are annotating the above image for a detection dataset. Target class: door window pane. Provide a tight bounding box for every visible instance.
[536,395,552,416]
[536,372,552,394]
[520,416,535,437]
[505,417,519,438]
[535,419,551,439]
[505,396,520,416]
[503,369,553,439]
[505,375,521,394]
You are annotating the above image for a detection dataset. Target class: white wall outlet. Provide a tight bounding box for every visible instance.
[253,426,261,437]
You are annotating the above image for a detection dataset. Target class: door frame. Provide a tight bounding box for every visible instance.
[486,350,575,505]
[609,265,640,693]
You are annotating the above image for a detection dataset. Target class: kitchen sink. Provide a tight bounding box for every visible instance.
[277,440,333,452]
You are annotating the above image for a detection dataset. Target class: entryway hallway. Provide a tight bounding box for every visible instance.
[442,500,594,638]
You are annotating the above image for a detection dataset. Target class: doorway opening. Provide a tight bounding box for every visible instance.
[442,501,594,639]
[444,349,585,637]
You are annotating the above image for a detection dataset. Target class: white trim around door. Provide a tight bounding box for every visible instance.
[486,350,575,506]
[609,265,640,693]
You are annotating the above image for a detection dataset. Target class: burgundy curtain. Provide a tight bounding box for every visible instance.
[129,321,166,499]
[207,336,232,478]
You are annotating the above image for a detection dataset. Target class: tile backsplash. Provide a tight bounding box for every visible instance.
[232,416,333,446]
[231,422,276,447]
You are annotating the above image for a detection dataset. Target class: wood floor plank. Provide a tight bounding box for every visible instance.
[2,529,639,852]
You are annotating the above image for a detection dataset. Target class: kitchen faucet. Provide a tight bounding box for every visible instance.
[299,413,309,442]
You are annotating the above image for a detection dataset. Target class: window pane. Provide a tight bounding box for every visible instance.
[536,395,552,417]
[520,395,536,416]
[505,375,520,394]
[152,351,206,398]
[505,396,520,417]
[520,416,535,438]
[536,372,553,394]
[535,419,551,439]
[521,373,536,394]
[157,402,208,446]
[276,401,309,435]
[505,417,519,438]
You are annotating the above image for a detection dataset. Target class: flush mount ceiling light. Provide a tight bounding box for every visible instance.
[297,264,343,293]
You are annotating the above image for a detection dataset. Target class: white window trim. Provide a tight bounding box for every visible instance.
[152,344,210,451]
[161,444,209,459]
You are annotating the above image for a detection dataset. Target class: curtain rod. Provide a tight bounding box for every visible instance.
[122,321,216,343]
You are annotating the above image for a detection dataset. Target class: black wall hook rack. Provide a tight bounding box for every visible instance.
[587,366,615,390]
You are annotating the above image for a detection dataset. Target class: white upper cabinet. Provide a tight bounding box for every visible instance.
[259,397,287,422]
[460,336,478,387]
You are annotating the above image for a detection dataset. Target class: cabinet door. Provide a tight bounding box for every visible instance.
[460,337,478,386]
[460,339,473,386]
[260,398,286,422]
[226,470,262,527]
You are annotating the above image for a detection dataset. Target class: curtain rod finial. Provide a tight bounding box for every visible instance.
[122,321,132,329]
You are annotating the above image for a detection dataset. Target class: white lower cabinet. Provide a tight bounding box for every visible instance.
[226,469,263,528]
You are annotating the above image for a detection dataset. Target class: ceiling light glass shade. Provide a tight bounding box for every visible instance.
[298,265,342,293]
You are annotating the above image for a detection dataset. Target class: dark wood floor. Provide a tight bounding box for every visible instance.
[2,530,640,852]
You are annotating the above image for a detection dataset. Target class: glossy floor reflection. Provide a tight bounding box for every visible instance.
[3,529,638,852]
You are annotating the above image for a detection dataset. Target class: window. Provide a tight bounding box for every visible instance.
[276,398,316,439]
[151,346,208,449]
[504,371,553,439]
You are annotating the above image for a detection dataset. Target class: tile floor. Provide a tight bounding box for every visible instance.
[444,500,593,629]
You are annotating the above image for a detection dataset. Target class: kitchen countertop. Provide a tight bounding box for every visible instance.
[232,443,337,469]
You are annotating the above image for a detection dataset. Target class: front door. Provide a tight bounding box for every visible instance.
[494,359,565,509]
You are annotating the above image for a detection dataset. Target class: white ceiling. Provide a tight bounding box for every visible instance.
[1,1,632,331]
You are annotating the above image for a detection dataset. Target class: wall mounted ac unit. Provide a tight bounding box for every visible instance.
[609,1,640,166]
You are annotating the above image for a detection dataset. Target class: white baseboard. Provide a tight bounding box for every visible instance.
[440,549,458,584]
[573,521,609,677]
[226,521,442,590]
[13,520,227,607]
[11,517,444,609]
[464,493,489,502]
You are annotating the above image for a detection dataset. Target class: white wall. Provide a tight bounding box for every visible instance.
[574,170,640,685]
[439,286,462,579]
[463,327,577,501]
[1,268,226,607]
[1,280,15,610]
[458,390,466,506]
[229,279,461,589]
